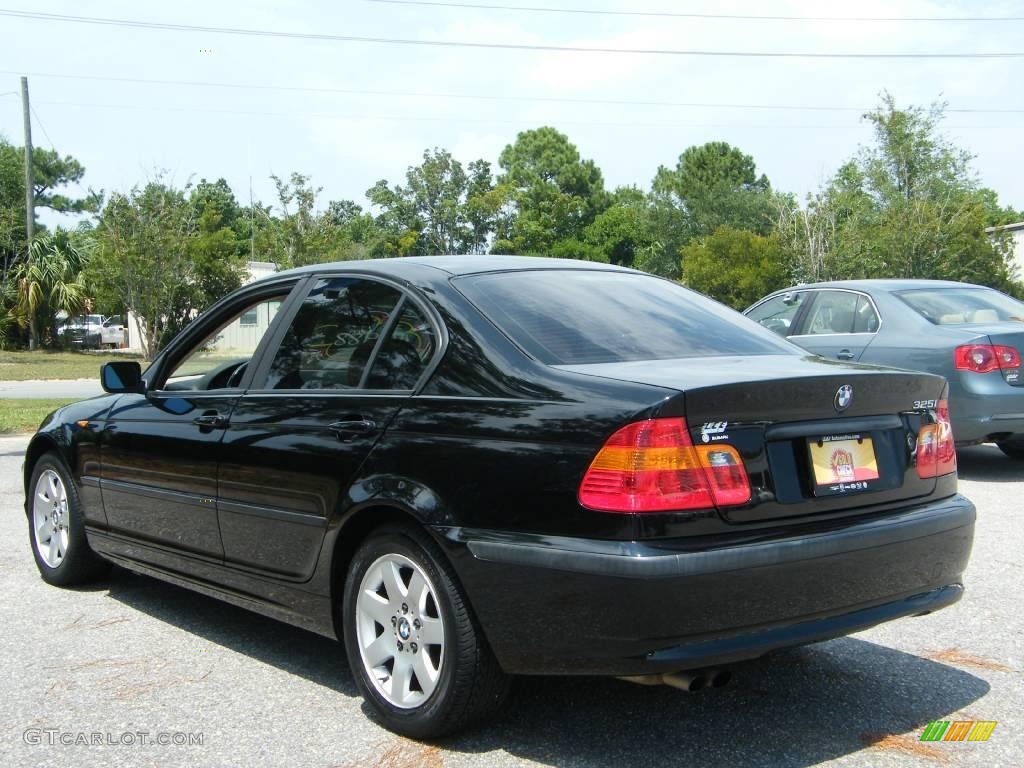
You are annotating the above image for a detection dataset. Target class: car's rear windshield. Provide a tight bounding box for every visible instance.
[895,287,1024,325]
[455,269,797,365]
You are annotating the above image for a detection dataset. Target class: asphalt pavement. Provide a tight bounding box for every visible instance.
[0,435,1021,768]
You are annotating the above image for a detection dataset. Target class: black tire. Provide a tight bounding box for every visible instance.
[996,437,1024,460]
[341,524,510,739]
[27,452,110,586]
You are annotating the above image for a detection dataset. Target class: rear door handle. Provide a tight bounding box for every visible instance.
[329,419,377,438]
[193,412,228,428]
[837,350,856,360]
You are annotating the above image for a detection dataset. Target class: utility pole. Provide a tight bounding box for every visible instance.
[249,176,255,261]
[21,76,37,350]
[20,76,34,244]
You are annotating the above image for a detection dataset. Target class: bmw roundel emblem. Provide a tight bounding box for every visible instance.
[834,384,854,412]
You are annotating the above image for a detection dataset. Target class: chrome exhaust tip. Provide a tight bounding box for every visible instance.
[614,671,729,696]
[617,668,732,692]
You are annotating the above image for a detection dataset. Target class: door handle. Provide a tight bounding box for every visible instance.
[193,412,228,428]
[329,419,377,438]
[837,350,856,360]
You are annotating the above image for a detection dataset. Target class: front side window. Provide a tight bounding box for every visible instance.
[746,292,806,337]
[164,294,288,389]
[261,278,402,390]
[456,270,797,365]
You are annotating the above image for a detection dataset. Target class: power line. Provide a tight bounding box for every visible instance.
[365,0,1024,23]
[29,104,58,153]
[0,8,1021,59]
[8,70,1022,115]
[33,99,1021,131]
[9,69,1024,115]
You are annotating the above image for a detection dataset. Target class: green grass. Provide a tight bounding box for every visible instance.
[0,399,77,434]
[0,350,146,381]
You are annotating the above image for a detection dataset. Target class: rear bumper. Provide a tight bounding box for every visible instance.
[437,493,975,675]
[951,373,1024,443]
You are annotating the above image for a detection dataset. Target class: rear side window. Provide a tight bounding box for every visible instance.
[456,270,797,365]
[262,277,401,390]
[364,301,437,390]
[853,295,880,333]
[800,291,879,335]
[896,287,1024,325]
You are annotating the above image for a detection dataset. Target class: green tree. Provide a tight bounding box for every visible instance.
[263,173,346,267]
[583,196,655,267]
[367,149,501,256]
[549,238,607,262]
[682,227,792,310]
[497,127,609,254]
[0,137,101,280]
[652,141,775,240]
[155,180,249,342]
[9,229,88,349]
[87,180,198,359]
[780,94,1018,290]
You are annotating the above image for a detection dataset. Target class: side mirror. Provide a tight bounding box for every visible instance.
[101,361,144,394]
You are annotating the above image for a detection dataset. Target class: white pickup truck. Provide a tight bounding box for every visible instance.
[99,315,127,348]
[58,314,127,349]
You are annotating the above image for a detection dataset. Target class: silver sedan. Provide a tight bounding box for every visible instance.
[746,279,1024,457]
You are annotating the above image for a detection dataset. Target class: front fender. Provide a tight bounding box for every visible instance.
[23,395,120,524]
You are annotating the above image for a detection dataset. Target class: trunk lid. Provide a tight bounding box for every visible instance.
[558,354,948,525]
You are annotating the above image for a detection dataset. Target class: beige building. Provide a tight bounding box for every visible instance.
[987,221,1024,281]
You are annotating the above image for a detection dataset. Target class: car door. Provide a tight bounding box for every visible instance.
[217,275,441,579]
[100,282,298,557]
[788,289,881,362]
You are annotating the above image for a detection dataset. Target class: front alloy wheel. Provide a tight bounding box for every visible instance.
[28,452,109,586]
[342,525,509,738]
[33,469,70,568]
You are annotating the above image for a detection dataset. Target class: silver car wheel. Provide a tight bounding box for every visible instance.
[355,553,446,709]
[33,469,69,568]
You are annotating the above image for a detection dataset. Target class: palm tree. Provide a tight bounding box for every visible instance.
[11,230,89,350]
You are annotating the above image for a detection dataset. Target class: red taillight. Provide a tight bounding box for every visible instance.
[916,399,956,479]
[578,417,751,513]
[955,344,1020,373]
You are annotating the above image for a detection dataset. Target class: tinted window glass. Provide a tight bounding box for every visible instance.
[746,292,805,337]
[896,287,1024,325]
[262,278,401,390]
[803,291,859,335]
[457,270,796,365]
[365,301,437,390]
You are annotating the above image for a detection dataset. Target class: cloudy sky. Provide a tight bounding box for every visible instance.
[1,0,1022,227]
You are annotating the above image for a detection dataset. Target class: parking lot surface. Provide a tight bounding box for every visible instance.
[0,434,1020,768]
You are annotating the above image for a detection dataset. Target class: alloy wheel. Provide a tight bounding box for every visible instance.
[33,469,70,568]
[355,553,446,709]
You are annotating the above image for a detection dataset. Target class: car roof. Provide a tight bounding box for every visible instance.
[261,255,636,283]
[779,278,986,293]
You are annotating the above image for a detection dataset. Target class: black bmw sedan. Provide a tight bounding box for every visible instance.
[24,256,974,738]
